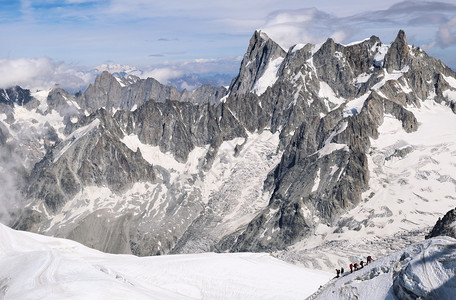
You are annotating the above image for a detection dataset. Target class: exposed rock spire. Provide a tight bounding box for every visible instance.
[384,29,410,72]
[228,30,286,96]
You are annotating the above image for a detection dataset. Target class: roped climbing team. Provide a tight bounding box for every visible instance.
[336,255,373,278]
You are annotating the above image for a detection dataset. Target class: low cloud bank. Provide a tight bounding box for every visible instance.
[0,57,240,93]
[0,57,93,92]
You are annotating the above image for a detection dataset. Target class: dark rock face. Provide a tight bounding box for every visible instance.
[114,99,248,162]
[0,86,32,107]
[181,84,227,105]
[67,210,133,254]
[313,36,381,98]
[384,30,410,73]
[10,29,456,256]
[426,208,456,239]
[46,88,81,117]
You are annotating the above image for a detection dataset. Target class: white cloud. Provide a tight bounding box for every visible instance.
[261,8,351,49]
[331,30,354,44]
[420,41,437,51]
[0,55,242,94]
[437,16,456,47]
[0,57,94,92]
[138,57,242,85]
[193,58,218,63]
[140,68,184,85]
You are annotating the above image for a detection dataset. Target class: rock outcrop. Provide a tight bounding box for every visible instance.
[0,86,33,107]
[426,208,456,239]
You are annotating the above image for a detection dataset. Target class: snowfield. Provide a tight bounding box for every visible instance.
[0,224,332,299]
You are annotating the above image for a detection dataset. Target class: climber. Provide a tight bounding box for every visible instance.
[350,263,353,273]
[336,269,340,278]
[360,260,364,268]
[367,256,373,264]
[354,263,358,271]
[341,267,344,274]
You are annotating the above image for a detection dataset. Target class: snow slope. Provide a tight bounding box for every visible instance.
[310,236,456,300]
[0,224,332,299]
[252,57,284,95]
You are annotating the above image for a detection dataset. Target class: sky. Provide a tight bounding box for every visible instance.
[1,0,456,91]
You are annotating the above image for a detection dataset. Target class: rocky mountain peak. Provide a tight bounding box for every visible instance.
[228,30,287,96]
[82,71,123,112]
[384,29,410,72]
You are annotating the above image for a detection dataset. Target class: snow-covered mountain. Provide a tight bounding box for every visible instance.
[1,29,456,275]
[0,223,331,299]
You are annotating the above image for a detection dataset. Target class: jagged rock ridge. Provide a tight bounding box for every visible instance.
[426,207,456,239]
[48,72,227,117]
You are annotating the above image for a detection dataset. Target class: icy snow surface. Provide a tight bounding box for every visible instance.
[371,67,409,91]
[53,119,100,163]
[354,73,372,85]
[32,89,51,113]
[317,121,348,158]
[343,93,370,117]
[121,134,208,179]
[318,81,345,110]
[252,57,284,96]
[442,74,456,88]
[0,224,332,300]
[443,89,456,101]
[373,44,389,67]
[343,38,370,47]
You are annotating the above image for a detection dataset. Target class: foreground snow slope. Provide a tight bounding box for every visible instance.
[309,236,456,300]
[0,224,331,299]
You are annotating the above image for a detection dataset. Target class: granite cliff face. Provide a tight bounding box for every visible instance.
[5,30,456,263]
[426,208,456,239]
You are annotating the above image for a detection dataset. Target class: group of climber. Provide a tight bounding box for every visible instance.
[335,256,373,278]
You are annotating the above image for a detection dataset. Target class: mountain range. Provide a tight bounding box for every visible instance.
[0,29,455,278]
